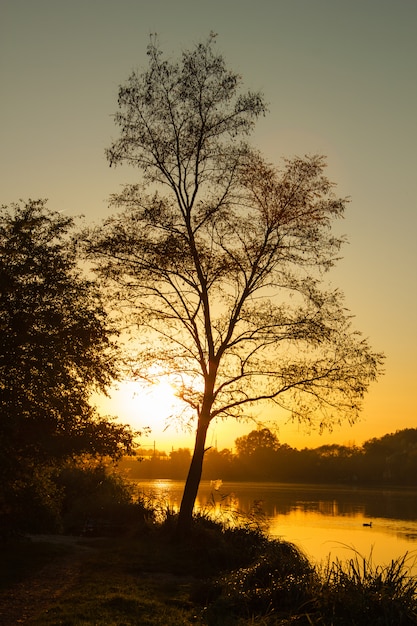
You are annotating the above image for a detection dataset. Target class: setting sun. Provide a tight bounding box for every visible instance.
[117,379,185,427]
[98,378,195,446]
[97,376,257,452]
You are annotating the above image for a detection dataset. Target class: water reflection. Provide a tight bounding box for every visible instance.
[136,480,417,575]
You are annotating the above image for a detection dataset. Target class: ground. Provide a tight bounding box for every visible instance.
[0,536,90,624]
[0,534,200,625]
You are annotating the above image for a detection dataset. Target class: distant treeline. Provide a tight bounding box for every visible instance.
[119,428,417,486]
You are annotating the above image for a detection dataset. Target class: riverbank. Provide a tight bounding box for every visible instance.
[1,516,416,625]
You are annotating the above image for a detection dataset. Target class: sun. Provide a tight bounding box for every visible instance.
[103,378,189,435]
[97,376,257,452]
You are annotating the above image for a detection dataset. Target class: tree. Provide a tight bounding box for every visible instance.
[235,428,280,458]
[86,35,384,535]
[0,200,134,524]
[235,428,281,481]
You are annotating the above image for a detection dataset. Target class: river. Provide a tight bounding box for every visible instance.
[135,479,417,575]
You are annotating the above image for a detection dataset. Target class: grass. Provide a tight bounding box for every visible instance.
[312,549,417,625]
[1,510,416,625]
[29,539,197,625]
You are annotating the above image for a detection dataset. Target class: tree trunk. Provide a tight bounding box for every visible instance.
[176,362,217,539]
[176,416,209,538]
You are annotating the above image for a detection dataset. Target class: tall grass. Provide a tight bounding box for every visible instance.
[310,548,417,625]
[203,547,417,625]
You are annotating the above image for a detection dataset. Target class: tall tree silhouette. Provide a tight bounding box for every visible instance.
[87,35,384,535]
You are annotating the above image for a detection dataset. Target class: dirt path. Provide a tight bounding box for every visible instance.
[0,536,93,625]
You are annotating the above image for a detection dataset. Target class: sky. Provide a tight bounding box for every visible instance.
[1,0,416,452]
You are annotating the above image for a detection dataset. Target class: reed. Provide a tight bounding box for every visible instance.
[308,548,417,625]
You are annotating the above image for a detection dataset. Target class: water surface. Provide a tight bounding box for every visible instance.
[136,479,417,574]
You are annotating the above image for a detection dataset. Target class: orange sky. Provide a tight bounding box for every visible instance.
[2,1,416,451]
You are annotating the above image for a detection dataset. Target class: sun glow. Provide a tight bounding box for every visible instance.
[101,378,193,441]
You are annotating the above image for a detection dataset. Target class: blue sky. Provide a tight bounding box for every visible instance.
[1,0,416,449]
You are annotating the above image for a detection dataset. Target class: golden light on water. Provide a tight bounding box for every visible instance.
[136,479,417,576]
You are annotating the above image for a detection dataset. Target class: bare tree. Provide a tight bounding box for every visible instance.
[86,35,384,535]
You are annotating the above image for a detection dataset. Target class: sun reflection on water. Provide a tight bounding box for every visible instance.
[135,479,417,575]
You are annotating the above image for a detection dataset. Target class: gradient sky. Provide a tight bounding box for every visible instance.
[1,0,416,451]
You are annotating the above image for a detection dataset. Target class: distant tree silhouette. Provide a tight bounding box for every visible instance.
[235,428,280,457]
[87,34,384,536]
[361,429,417,484]
[169,448,192,479]
[116,428,417,487]
[202,448,236,481]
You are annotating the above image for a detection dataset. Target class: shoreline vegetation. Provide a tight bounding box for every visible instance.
[1,504,416,625]
[118,428,417,487]
[2,430,416,622]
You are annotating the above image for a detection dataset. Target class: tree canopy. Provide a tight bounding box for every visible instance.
[235,428,280,457]
[0,200,134,524]
[86,35,384,534]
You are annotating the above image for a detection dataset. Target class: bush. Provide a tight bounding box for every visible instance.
[203,539,314,623]
[57,463,149,535]
[1,466,63,535]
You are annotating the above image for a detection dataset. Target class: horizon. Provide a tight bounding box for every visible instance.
[122,424,417,457]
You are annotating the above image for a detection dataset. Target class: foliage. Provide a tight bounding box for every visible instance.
[203,540,314,624]
[203,546,417,625]
[0,200,134,529]
[235,428,280,457]
[155,511,272,580]
[3,511,415,625]
[4,466,64,534]
[86,34,384,532]
[57,461,147,535]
